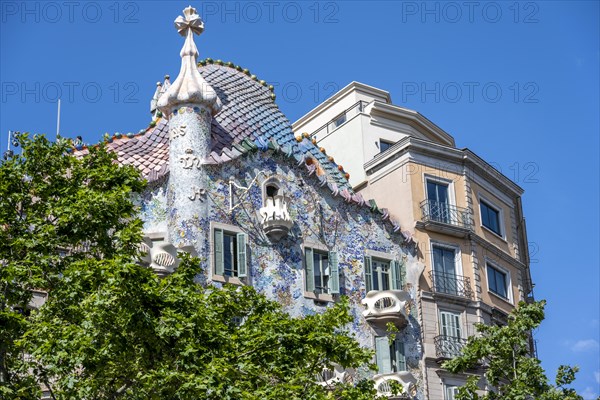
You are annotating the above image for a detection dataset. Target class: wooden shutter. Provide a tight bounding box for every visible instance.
[364,255,373,293]
[440,311,461,338]
[391,260,402,290]
[328,251,339,294]
[214,229,224,276]
[236,233,247,278]
[305,247,314,292]
[375,336,391,374]
[451,313,461,339]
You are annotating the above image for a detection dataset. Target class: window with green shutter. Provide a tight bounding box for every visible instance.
[213,227,247,278]
[439,310,462,339]
[375,336,407,374]
[364,255,405,292]
[304,246,339,295]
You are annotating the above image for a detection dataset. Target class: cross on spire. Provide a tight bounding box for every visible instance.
[157,6,221,116]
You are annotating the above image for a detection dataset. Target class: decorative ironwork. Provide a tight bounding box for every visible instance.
[434,335,468,359]
[428,270,473,299]
[420,199,472,229]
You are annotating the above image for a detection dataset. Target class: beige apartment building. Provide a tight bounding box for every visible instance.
[293,82,534,400]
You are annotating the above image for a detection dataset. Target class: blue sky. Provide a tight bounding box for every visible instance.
[1,0,599,397]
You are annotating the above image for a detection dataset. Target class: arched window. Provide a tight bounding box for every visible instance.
[263,178,281,201]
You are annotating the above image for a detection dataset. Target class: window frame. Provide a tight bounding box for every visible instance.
[445,385,458,400]
[303,242,339,302]
[375,335,407,374]
[332,112,347,128]
[438,309,463,339]
[479,196,504,238]
[424,175,458,225]
[210,221,248,285]
[424,175,456,206]
[379,139,394,153]
[486,261,513,303]
[364,249,404,293]
[430,241,463,276]
[443,381,466,400]
[262,177,282,201]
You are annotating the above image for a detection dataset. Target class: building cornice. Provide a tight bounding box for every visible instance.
[468,233,527,272]
[292,81,391,129]
[365,137,524,198]
[368,101,455,147]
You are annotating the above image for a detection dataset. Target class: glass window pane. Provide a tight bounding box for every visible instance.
[488,264,508,298]
[481,201,501,235]
[313,251,329,294]
[223,233,236,276]
[380,140,393,153]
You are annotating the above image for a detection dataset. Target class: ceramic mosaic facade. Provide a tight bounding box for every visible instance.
[137,146,425,397]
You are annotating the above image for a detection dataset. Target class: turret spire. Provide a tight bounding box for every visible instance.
[157,6,221,117]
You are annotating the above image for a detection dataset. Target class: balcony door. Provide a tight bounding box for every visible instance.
[432,245,458,295]
[440,311,463,357]
[427,180,450,223]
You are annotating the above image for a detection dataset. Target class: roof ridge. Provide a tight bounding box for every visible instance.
[207,139,412,243]
[294,132,350,181]
[198,58,276,101]
[68,118,165,153]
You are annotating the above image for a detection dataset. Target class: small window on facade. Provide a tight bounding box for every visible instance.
[364,255,404,292]
[305,247,339,295]
[379,140,393,153]
[265,184,279,198]
[439,310,462,339]
[333,113,347,128]
[214,228,247,278]
[487,263,509,299]
[264,178,281,200]
[375,336,406,374]
[480,200,501,235]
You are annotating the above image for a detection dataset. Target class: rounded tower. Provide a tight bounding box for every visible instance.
[157,6,222,248]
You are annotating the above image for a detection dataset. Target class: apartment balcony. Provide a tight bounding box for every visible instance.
[361,290,410,329]
[428,271,473,301]
[434,335,468,360]
[259,195,293,242]
[373,371,417,399]
[418,200,472,237]
[316,364,354,388]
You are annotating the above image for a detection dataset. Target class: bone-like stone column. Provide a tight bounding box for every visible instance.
[157,6,222,248]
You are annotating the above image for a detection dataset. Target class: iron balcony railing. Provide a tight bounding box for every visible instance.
[428,270,473,299]
[434,335,468,359]
[420,200,472,230]
[309,100,370,140]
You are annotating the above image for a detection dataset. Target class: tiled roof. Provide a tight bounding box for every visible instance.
[80,61,352,190]
[72,62,413,241]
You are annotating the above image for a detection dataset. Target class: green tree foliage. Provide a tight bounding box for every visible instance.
[1,133,381,399]
[1,132,145,398]
[442,300,584,400]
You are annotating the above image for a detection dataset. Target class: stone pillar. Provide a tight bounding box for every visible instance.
[157,6,221,248]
